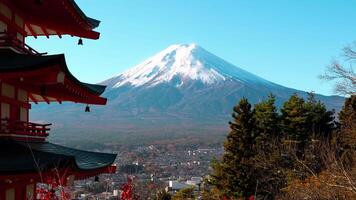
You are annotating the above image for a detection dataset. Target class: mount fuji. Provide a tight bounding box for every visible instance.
[104,43,271,88]
[31,44,344,147]
[100,43,342,116]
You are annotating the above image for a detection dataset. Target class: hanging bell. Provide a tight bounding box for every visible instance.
[94,176,99,182]
[85,104,90,112]
[78,38,83,45]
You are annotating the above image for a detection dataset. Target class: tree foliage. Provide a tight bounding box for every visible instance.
[173,187,195,200]
[207,93,342,199]
[209,98,257,198]
[206,42,356,200]
[337,95,356,167]
[304,92,335,139]
[156,190,172,200]
[254,94,280,149]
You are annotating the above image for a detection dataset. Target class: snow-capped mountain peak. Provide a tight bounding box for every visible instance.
[106,43,271,88]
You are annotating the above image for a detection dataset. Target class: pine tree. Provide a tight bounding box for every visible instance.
[253,94,286,196]
[281,94,309,158]
[338,95,356,143]
[254,94,280,150]
[337,95,356,166]
[304,92,335,140]
[209,98,257,198]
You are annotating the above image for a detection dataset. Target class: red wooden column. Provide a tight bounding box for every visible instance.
[0,188,5,200]
[14,185,25,200]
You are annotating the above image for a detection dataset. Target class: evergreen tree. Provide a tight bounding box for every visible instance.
[253,94,286,197]
[337,95,356,166]
[208,94,350,199]
[304,92,335,139]
[338,95,356,143]
[209,98,257,198]
[253,94,280,150]
[281,94,308,158]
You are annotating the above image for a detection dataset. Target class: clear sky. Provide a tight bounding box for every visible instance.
[28,0,356,96]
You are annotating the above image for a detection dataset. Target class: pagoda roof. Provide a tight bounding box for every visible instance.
[0,51,107,105]
[0,140,117,175]
[2,0,100,39]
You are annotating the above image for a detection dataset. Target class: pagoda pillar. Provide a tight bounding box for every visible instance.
[14,185,25,200]
[0,189,5,199]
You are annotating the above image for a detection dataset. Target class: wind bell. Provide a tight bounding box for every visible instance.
[78,38,83,45]
[85,104,90,112]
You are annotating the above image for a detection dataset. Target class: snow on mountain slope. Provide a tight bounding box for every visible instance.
[104,44,273,88]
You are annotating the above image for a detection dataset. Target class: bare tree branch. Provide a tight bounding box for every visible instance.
[344,42,356,60]
[320,42,356,96]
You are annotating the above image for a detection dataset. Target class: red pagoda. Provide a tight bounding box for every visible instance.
[0,0,117,199]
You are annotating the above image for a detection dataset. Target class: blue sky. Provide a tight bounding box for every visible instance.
[28,0,356,96]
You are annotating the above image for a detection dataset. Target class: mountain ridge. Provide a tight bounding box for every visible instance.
[102,44,276,89]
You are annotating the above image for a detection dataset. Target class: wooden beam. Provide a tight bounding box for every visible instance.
[28,93,38,104]
[54,97,62,104]
[5,78,107,105]
[0,14,27,36]
[40,26,49,38]
[1,0,100,39]
[56,32,62,39]
[26,24,37,39]
[42,95,50,104]
[0,66,61,80]
[0,96,31,109]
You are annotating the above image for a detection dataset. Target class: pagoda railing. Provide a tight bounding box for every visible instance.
[0,31,43,55]
[0,119,51,138]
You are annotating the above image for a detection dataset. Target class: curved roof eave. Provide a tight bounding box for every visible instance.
[0,140,117,174]
[70,0,101,29]
[0,52,107,96]
[57,54,107,96]
[27,142,117,171]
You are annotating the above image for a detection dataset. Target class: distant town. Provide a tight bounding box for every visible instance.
[71,145,223,199]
